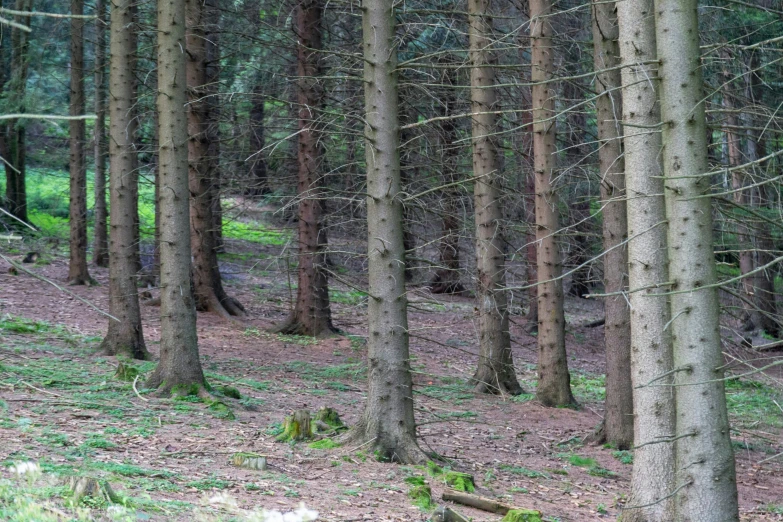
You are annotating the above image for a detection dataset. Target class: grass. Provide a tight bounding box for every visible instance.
[725,377,783,429]
[499,465,549,479]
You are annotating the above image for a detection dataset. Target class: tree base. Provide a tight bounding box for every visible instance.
[471,368,524,396]
[429,272,467,295]
[339,419,427,464]
[99,337,149,361]
[273,317,338,338]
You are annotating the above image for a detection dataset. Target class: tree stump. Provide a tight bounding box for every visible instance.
[276,409,313,442]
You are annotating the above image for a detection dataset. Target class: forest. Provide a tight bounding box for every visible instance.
[1,0,783,520]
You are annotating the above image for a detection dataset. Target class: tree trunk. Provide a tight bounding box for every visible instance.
[68,0,93,285]
[146,0,207,395]
[430,65,465,295]
[530,0,574,407]
[185,0,245,319]
[655,0,739,518]
[100,0,148,360]
[92,0,109,268]
[275,0,334,336]
[247,74,270,197]
[2,0,32,225]
[617,1,676,519]
[468,0,522,396]
[591,0,632,449]
[341,0,424,464]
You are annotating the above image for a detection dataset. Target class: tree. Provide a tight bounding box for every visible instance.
[590,0,632,448]
[186,0,245,318]
[67,0,92,285]
[146,0,207,395]
[1,0,32,225]
[530,0,574,407]
[100,0,148,360]
[92,0,109,268]
[616,0,675,519]
[468,0,522,396]
[655,0,739,518]
[342,0,424,464]
[275,0,335,336]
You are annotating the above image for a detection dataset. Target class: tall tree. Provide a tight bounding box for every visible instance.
[530,0,574,407]
[468,0,522,396]
[655,0,739,518]
[342,0,424,464]
[275,0,335,336]
[92,0,109,267]
[617,1,675,519]
[186,0,245,318]
[1,0,32,224]
[100,0,148,360]
[590,0,632,448]
[68,0,93,285]
[146,0,207,395]
[247,72,269,197]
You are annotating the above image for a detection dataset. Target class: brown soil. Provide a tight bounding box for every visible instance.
[1,242,783,521]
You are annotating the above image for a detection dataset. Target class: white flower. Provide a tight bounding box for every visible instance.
[293,503,318,522]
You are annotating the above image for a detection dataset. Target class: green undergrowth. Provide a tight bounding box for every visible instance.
[725,377,783,429]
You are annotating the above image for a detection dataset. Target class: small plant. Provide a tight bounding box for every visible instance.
[499,465,549,479]
[612,450,633,465]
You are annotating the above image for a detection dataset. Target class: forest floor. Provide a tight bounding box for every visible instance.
[2,210,783,521]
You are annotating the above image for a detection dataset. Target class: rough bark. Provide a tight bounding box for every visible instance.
[655,0,740,519]
[617,1,676,519]
[591,0,633,449]
[100,0,148,360]
[530,0,574,407]
[67,0,93,285]
[185,0,244,319]
[275,0,335,336]
[341,0,425,464]
[468,0,522,396]
[92,0,109,268]
[146,0,207,395]
[2,0,32,225]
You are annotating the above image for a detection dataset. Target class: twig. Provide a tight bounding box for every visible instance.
[132,375,149,402]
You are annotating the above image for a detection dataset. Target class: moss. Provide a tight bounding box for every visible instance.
[207,400,235,420]
[230,452,266,470]
[309,438,339,449]
[276,410,314,442]
[407,483,434,511]
[502,509,543,522]
[218,386,241,399]
[314,406,344,429]
[426,460,443,476]
[171,383,201,398]
[113,361,139,382]
[443,471,475,493]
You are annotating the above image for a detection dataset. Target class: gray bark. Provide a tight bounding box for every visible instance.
[146,0,207,395]
[100,0,148,360]
[617,1,676,519]
[530,0,574,407]
[92,0,109,268]
[655,0,739,519]
[468,0,522,396]
[341,0,424,464]
[591,0,633,449]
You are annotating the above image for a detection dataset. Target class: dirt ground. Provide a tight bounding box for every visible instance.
[1,234,783,521]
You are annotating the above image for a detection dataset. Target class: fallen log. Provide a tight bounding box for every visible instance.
[441,489,539,516]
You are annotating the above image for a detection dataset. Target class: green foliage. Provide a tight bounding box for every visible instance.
[612,450,633,465]
[217,386,241,399]
[416,382,474,405]
[499,465,549,479]
[184,476,232,491]
[221,219,289,245]
[502,509,543,522]
[308,439,339,450]
[725,377,783,429]
[329,289,367,305]
[567,455,597,468]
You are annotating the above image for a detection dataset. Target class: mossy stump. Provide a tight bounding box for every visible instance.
[230,452,267,471]
[314,406,345,431]
[114,362,139,382]
[69,477,120,505]
[408,483,433,510]
[502,509,543,522]
[276,409,314,442]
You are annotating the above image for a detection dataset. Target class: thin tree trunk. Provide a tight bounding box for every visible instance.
[247,76,269,197]
[531,0,574,407]
[591,0,632,449]
[468,0,522,396]
[340,0,424,464]
[655,0,739,518]
[146,0,207,395]
[185,0,244,319]
[68,0,92,285]
[100,0,148,360]
[617,1,676,519]
[275,0,335,336]
[3,0,32,225]
[92,0,109,268]
[430,65,465,295]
